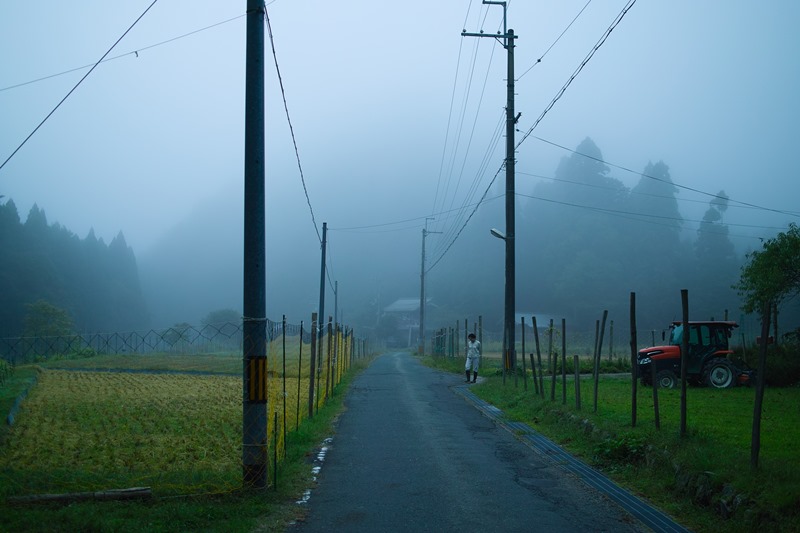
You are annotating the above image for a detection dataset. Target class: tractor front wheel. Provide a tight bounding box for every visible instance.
[704,358,736,388]
[656,370,678,389]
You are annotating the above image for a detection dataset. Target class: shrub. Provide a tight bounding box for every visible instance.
[593,434,648,466]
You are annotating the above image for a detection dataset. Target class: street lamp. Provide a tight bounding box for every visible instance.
[490,228,514,371]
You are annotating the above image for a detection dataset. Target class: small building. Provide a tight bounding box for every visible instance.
[382,298,431,347]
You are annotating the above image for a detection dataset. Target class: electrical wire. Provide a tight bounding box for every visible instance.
[431,111,504,260]
[423,0,639,270]
[516,192,785,239]
[517,0,592,80]
[0,14,245,93]
[515,0,637,151]
[430,2,510,260]
[0,0,161,172]
[263,5,333,295]
[427,163,505,273]
[264,6,322,244]
[528,136,800,219]
[330,193,503,233]
[436,36,488,236]
[431,0,503,240]
[517,170,793,215]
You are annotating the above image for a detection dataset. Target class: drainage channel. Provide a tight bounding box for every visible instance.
[453,385,690,533]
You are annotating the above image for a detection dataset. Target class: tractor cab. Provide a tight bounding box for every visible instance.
[667,322,733,375]
[637,321,750,389]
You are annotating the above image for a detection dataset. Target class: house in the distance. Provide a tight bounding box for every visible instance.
[381,298,431,347]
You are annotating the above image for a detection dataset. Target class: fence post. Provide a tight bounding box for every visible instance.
[282,315,287,453]
[549,319,556,401]
[574,354,581,410]
[325,317,333,400]
[680,290,689,438]
[608,320,614,361]
[593,310,608,413]
[532,316,544,398]
[297,321,303,430]
[561,318,567,405]
[308,313,317,419]
[751,302,771,470]
[652,360,660,430]
[629,293,638,428]
[521,317,527,391]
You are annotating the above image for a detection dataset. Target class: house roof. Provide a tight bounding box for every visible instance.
[384,298,426,313]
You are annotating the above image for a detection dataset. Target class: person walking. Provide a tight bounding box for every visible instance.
[465,332,481,383]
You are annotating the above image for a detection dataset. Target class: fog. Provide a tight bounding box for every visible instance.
[2,1,799,335]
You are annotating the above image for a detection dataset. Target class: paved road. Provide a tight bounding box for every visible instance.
[291,352,647,532]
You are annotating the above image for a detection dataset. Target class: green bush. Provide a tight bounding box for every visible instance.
[763,345,799,387]
[593,434,648,466]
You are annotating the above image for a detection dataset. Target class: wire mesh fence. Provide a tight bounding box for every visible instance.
[430,315,755,363]
[0,317,374,500]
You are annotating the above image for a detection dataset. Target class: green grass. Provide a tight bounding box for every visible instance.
[0,355,372,532]
[423,354,800,533]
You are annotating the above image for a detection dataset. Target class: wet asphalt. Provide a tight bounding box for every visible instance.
[290,351,647,533]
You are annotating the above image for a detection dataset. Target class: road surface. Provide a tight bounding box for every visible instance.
[291,351,647,532]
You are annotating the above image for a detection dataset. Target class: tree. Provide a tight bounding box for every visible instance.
[23,300,74,337]
[519,137,631,326]
[695,190,736,263]
[201,308,241,326]
[736,223,800,316]
[201,308,242,346]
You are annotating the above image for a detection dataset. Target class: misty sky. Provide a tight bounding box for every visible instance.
[2,1,799,323]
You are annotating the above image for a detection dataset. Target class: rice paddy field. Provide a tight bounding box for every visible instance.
[0,332,353,500]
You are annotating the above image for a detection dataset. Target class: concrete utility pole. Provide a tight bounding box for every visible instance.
[419,219,441,355]
[463,1,518,369]
[242,0,267,489]
[317,222,328,397]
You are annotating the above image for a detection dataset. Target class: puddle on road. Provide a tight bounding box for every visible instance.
[294,437,333,505]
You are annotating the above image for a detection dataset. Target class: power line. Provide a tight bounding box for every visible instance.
[518,170,799,215]
[431,1,504,241]
[528,136,800,219]
[431,111,504,260]
[517,0,592,80]
[428,1,637,271]
[0,0,161,172]
[264,6,322,244]
[330,193,503,233]
[515,0,637,150]
[435,34,493,239]
[516,193,786,238]
[0,14,245,93]
[427,163,505,273]
[517,192,790,235]
[264,5,333,295]
[430,3,510,260]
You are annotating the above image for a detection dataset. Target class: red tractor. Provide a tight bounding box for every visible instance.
[637,321,754,389]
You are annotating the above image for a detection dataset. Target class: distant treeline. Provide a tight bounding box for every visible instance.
[0,199,148,337]
[429,137,754,331]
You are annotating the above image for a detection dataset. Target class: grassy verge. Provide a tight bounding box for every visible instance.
[0,357,371,532]
[422,354,800,533]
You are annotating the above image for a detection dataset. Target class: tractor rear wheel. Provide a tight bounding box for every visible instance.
[656,370,678,389]
[704,358,736,388]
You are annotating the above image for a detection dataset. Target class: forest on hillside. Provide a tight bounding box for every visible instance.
[427,138,752,334]
[0,199,148,337]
